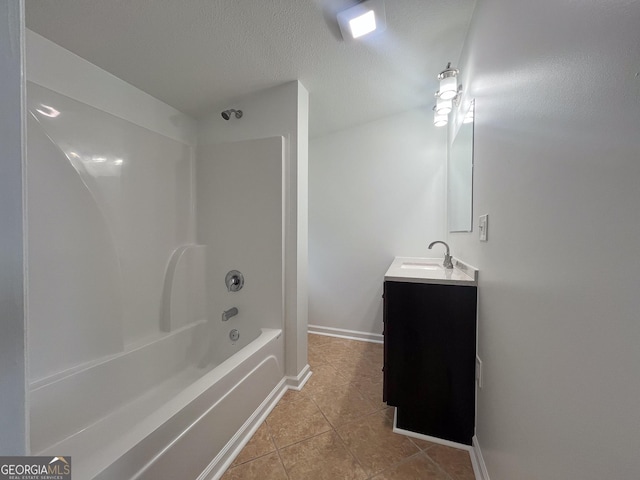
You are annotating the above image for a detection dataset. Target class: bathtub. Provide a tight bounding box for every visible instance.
[30,325,286,480]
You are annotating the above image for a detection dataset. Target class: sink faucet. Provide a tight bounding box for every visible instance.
[428,241,454,269]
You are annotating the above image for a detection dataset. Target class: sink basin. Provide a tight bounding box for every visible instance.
[400,262,443,271]
[385,257,478,286]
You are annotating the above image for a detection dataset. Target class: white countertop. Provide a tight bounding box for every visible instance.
[384,256,478,286]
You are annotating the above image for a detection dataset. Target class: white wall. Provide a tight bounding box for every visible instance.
[197,137,284,349]
[309,110,447,336]
[198,81,309,378]
[448,0,640,478]
[0,0,27,455]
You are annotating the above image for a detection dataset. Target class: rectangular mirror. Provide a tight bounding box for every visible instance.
[448,100,474,232]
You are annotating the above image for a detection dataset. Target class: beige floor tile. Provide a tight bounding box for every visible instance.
[408,436,440,451]
[304,363,350,396]
[279,431,367,480]
[328,345,382,363]
[277,389,302,404]
[308,333,334,347]
[266,393,332,448]
[336,408,420,476]
[351,376,386,411]
[315,340,354,362]
[338,339,376,356]
[363,349,384,368]
[221,451,287,480]
[230,422,276,467]
[371,452,450,480]
[310,382,379,427]
[361,341,383,355]
[426,445,476,480]
[307,344,327,367]
[329,355,384,384]
[345,341,383,360]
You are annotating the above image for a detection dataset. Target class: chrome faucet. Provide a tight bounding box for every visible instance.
[222,307,239,322]
[428,241,454,269]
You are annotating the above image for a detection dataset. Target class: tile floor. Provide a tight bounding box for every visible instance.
[221,333,476,480]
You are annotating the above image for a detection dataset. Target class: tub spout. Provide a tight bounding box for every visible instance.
[222,307,239,322]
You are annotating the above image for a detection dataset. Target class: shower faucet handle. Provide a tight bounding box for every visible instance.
[225,270,244,292]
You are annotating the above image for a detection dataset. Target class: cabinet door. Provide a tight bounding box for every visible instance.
[384,281,476,445]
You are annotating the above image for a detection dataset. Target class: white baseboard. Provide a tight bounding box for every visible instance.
[308,324,383,344]
[391,408,473,452]
[285,363,312,390]
[471,435,490,480]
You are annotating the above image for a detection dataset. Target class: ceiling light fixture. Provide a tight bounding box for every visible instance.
[337,0,387,41]
[433,62,462,127]
[349,10,376,38]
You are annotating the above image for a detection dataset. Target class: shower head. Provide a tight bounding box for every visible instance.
[221,109,243,120]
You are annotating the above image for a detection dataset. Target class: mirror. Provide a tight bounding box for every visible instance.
[448,100,474,232]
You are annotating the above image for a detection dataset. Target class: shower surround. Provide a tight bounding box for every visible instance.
[25,31,309,479]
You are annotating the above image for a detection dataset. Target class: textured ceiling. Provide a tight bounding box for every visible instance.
[25,0,474,138]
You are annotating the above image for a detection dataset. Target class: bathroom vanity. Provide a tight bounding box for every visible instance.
[383,257,478,445]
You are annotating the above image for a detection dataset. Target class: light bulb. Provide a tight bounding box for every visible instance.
[349,10,376,38]
[438,76,458,100]
[435,96,452,115]
[434,110,448,127]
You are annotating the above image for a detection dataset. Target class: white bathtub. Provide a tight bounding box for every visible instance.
[30,326,286,480]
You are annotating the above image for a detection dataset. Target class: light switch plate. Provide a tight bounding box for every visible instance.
[479,214,488,242]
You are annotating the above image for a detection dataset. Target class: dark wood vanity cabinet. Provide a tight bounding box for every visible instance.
[383,280,477,445]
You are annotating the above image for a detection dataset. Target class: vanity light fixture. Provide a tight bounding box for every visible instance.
[433,62,462,127]
[433,106,449,127]
[437,63,460,100]
[337,0,387,41]
[435,95,453,115]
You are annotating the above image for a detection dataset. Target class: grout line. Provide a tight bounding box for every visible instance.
[227,448,275,468]
[301,347,373,476]
[370,451,428,479]
[268,419,290,480]
[423,449,462,480]
[274,427,334,451]
[332,418,371,479]
[402,449,454,480]
[310,390,371,479]
[273,443,289,479]
[226,422,280,470]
